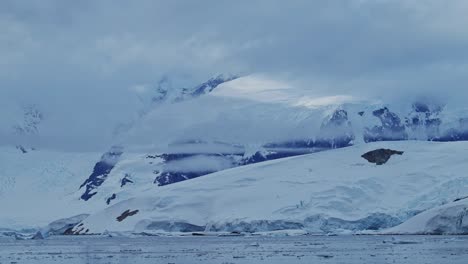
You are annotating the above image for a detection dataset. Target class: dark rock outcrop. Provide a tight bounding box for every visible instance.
[16,145,28,154]
[453,196,468,202]
[435,118,468,142]
[32,231,44,240]
[263,140,315,149]
[155,171,215,186]
[116,209,139,222]
[153,152,236,186]
[47,214,89,235]
[364,107,407,142]
[120,174,134,187]
[153,148,317,186]
[361,149,404,165]
[79,146,123,201]
[106,193,116,205]
[406,102,442,140]
[316,109,354,148]
[189,74,238,97]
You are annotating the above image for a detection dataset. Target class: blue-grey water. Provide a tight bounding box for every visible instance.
[1,235,467,264]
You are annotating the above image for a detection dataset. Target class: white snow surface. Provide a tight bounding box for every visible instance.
[383,199,468,235]
[0,146,171,231]
[0,147,101,230]
[76,141,468,234]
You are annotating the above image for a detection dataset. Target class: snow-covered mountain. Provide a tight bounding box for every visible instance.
[3,74,468,235]
[74,141,468,235]
[150,74,239,104]
[76,75,468,208]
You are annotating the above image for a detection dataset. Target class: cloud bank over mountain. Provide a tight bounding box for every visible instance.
[1,0,468,149]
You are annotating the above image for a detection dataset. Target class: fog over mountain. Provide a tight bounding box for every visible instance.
[1,0,468,150]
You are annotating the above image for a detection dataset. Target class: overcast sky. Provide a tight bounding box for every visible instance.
[1,0,468,149]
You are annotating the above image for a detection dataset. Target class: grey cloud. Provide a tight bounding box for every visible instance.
[2,0,468,79]
[1,0,467,149]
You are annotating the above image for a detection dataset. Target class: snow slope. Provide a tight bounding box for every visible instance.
[74,141,468,234]
[68,74,468,228]
[383,199,468,235]
[0,147,101,230]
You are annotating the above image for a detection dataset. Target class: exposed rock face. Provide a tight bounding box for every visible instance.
[436,118,468,142]
[120,174,134,187]
[16,145,28,154]
[364,107,407,142]
[79,146,124,201]
[116,209,139,222]
[153,153,237,186]
[32,231,44,240]
[361,149,404,165]
[152,74,239,104]
[453,196,468,203]
[152,146,319,187]
[47,214,89,235]
[406,102,442,140]
[189,74,238,97]
[264,110,354,150]
[316,109,354,149]
[106,193,116,205]
[155,170,213,186]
